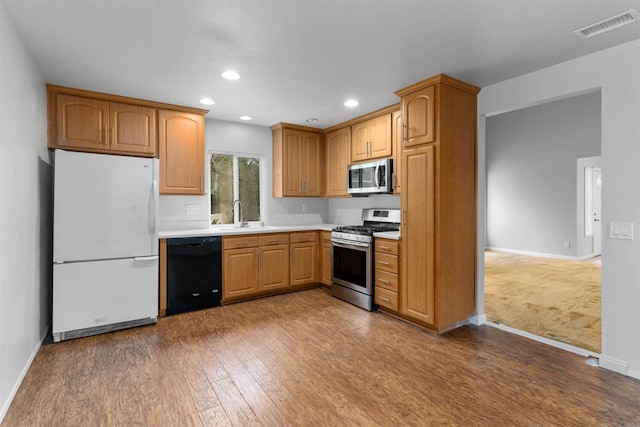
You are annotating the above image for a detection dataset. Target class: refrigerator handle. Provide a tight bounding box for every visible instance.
[151,179,159,235]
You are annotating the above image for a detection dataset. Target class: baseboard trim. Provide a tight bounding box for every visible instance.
[0,325,49,424]
[486,247,596,262]
[486,321,600,358]
[599,355,629,375]
[468,314,487,326]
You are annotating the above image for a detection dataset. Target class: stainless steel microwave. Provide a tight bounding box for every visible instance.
[347,159,393,195]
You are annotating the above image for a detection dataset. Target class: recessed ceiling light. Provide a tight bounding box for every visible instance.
[239,115,252,121]
[574,9,638,39]
[344,99,359,108]
[221,70,241,80]
[199,98,215,105]
[305,118,319,123]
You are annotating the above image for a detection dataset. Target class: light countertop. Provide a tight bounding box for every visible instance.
[159,224,400,240]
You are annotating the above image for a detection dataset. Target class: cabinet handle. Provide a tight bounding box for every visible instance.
[110,127,114,144]
[235,241,250,246]
[402,124,408,142]
[291,249,295,263]
[269,240,280,244]
[402,210,407,225]
[379,246,390,250]
[378,278,391,284]
[379,296,390,303]
[259,252,263,267]
[378,261,391,266]
[103,128,109,145]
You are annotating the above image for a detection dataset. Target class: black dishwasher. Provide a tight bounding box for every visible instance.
[166,236,222,315]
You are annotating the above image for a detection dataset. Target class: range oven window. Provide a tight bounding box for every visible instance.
[333,245,367,290]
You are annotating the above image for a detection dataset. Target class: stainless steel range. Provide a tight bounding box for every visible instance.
[331,208,401,310]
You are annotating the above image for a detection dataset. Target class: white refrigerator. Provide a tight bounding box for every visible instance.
[52,150,159,342]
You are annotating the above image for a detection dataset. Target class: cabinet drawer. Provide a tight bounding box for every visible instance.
[258,234,290,246]
[375,252,398,273]
[223,236,258,250]
[375,239,399,255]
[375,269,399,292]
[290,232,318,244]
[376,287,398,311]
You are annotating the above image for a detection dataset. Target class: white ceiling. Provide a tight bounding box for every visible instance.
[3,0,640,128]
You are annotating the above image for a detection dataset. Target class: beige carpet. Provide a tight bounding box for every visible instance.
[484,250,601,353]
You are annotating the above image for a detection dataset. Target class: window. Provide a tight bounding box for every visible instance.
[210,152,264,226]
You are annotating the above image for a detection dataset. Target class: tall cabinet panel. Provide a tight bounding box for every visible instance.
[401,145,435,324]
[325,126,351,197]
[395,74,479,333]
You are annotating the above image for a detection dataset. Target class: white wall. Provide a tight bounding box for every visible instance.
[0,3,51,421]
[477,40,640,377]
[485,91,601,258]
[327,194,400,225]
[159,119,329,230]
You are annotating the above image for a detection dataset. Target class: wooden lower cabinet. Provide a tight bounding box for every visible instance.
[374,238,400,313]
[222,232,322,303]
[290,232,319,286]
[258,235,290,291]
[223,247,259,300]
[320,231,332,286]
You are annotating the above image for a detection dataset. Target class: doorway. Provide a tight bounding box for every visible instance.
[483,90,602,353]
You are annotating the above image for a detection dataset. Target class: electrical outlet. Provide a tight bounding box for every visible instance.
[301,202,308,213]
[563,241,571,249]
[186,204,201,216]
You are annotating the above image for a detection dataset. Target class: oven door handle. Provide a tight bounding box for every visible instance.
[331,239,370,249]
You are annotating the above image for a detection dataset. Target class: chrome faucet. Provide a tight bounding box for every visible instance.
[231,199,246,227]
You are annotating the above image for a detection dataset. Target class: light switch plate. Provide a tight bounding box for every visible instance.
[609,222,634,240]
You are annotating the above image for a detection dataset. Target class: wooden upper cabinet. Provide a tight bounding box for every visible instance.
[272,123,323,197]
[391,110,402,195]
[351,114,392,162]
[55,94,109,151]
[110,102,156,156]
[47,85,209,172]
[159,110,205,195]
[325,126,351,197]
[50,91,157,157]
[401,85,435,147]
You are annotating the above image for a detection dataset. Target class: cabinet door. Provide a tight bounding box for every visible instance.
[260,244,289,291]
[159,110,205,195]
[283,129,304,196]
[351,121,370,162]
[401,145,435,324]
[402,85,435,147]
[110,102,157,156]
[368,114,392,159]
[392,110,402,195]
[302,132,322,196]
[56,94,109,151]
[223,248,259,300]
[325,127,351,197]
[290,243,318,286]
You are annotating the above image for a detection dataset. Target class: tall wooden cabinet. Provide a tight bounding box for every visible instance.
[272,123,323,197]
[395,74,479,333]
[158,110,205,195]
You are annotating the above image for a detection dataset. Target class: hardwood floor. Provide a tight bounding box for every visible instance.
[4,288,640,426]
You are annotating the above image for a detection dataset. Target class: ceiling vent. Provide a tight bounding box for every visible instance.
[574,9,638,39]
